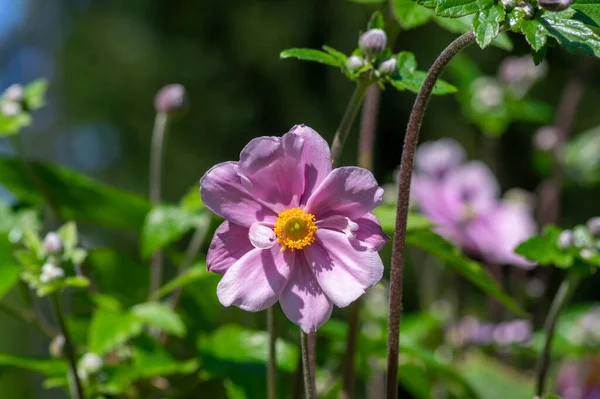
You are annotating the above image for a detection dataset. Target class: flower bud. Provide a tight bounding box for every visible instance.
[1,101,21,117]
[500,0,517,9]
[587,217,600,236]
[557,229,574,249]
[346,55,365,71]
[43,232,63,255]
[538,0,573,12]
[49,335,65,358]
[3,84,24,103]
[40,263,64,283]
[359,29,387,57]
[379,58,398,75]
[515,2,535,19]
[79,353,103,374]
[154,84,187,115]
[580,248,595,260]
[533,126,559,152]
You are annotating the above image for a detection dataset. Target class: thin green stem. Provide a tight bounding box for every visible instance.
[330,81,371,165]
[50,293,85,399]
[268,307,277,399]
[0,300,57,338]
[300,330,316,399]
[535,274,581,397]
[10,135,63,221]
[385,31,475,399]
[149,112,169,298]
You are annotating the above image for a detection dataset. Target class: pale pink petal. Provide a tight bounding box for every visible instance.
[280,252,333,333]
[415,138,465,179]
[316,215,358,238]
[304,229,384,307]
[289,125,333,206]
[238,133,305,212]
[200,162,277,227]
[306,167,384,220]
[217,245,293,312]
[248,223,277,249]
[207,221,254,275]
[353,213,389,250]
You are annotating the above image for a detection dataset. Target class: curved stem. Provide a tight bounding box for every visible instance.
[330,81,371,164]
[535,274,581,397]
[10,136,63,221]
[0,300,57,338]
[385,31,475,399]
[300,330,316,399]
[149,112,169,297]
[50,293,85,399]
[268,307,277,399]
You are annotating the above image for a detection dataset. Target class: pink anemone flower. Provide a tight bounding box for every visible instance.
[200,125,388,332]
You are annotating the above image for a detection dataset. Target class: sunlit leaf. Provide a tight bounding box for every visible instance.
[280,48,341,67]
[131,302,186,338]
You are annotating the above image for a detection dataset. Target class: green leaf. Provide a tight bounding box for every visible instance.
[473,3,505,49]
[322,45,348,65]
[515,225,575,268]
[434,16,514,50]
[373,205,432,236]
[141,205,206,258]
[573,0,600,27]
[0,158,150,231]
[540,12,600,57]
[0,354,66,376]
[131,302,186,338]
[391,51,458,95]
[407,229,529,318]
[457,352,534,399]
[179,185,204,212]
[562,125,600,185]
[23,79,48,111]
[368,10,386,30]
[393,0,435,29]
[197,325,298,374]
[520,19,548,51]
[57,222,78,254]
[280,48,341,67]
[436,0,483,18]
[0,237,20,300]
[348,0,385,3]
[152,262,209,300]
[88,309,143,355]
[0,114,31,137]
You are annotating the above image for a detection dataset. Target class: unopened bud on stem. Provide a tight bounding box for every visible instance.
[538,0,573,12]
[359,29,387,58]
[154,84,187,115]
[347,55,365,71]
[557,229,574,249]
[3,84,24,103]
[379,58,398,75]
[43,232,63,255]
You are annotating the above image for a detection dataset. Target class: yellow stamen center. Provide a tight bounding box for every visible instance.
[274,208,318,251]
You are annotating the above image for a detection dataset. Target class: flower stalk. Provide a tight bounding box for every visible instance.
[330,80,371,164]
[50,293,85,399]
[535,273,581,397]
[268,307,277,399]
[385,31,475,399]
[300,330,316,399]
[149,112,170,297]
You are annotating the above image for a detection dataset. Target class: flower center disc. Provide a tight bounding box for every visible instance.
[274,208,317,251]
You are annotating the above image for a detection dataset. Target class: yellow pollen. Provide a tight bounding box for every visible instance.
[273,208,318,251]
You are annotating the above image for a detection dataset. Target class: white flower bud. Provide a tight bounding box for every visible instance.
[533,126,560,151]
[379,58,398,75]
[3,84,24,103]
[557,229,574,249]
[79,353,103,374]
[580,248,595,260]
[346,55,365,71]
[154,84,187,115]
[515,2,535,19]
[1,101,22,117]
[49,335,65,358]
[40,263,64,283]
[43,232,63,255]
[359,29,387,57]
[500,0,517,9]
[587,217,600,236]
[539,0,573,12]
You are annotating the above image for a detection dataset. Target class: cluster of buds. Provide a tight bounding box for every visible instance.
[1,84,24,117]
[347,29,398,79]
[502,0,573,14]
[446,316,532,348]
[557,218,600,260]
[39,232,65,284]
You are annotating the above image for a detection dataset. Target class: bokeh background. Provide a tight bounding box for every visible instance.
[2,0,600,397]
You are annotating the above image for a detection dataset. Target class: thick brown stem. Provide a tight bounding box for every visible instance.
[385,31,476,399]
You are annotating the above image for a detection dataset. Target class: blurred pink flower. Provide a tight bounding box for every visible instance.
[200,125,388,332]
[412,139,536,268]
[558,359,600,399]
